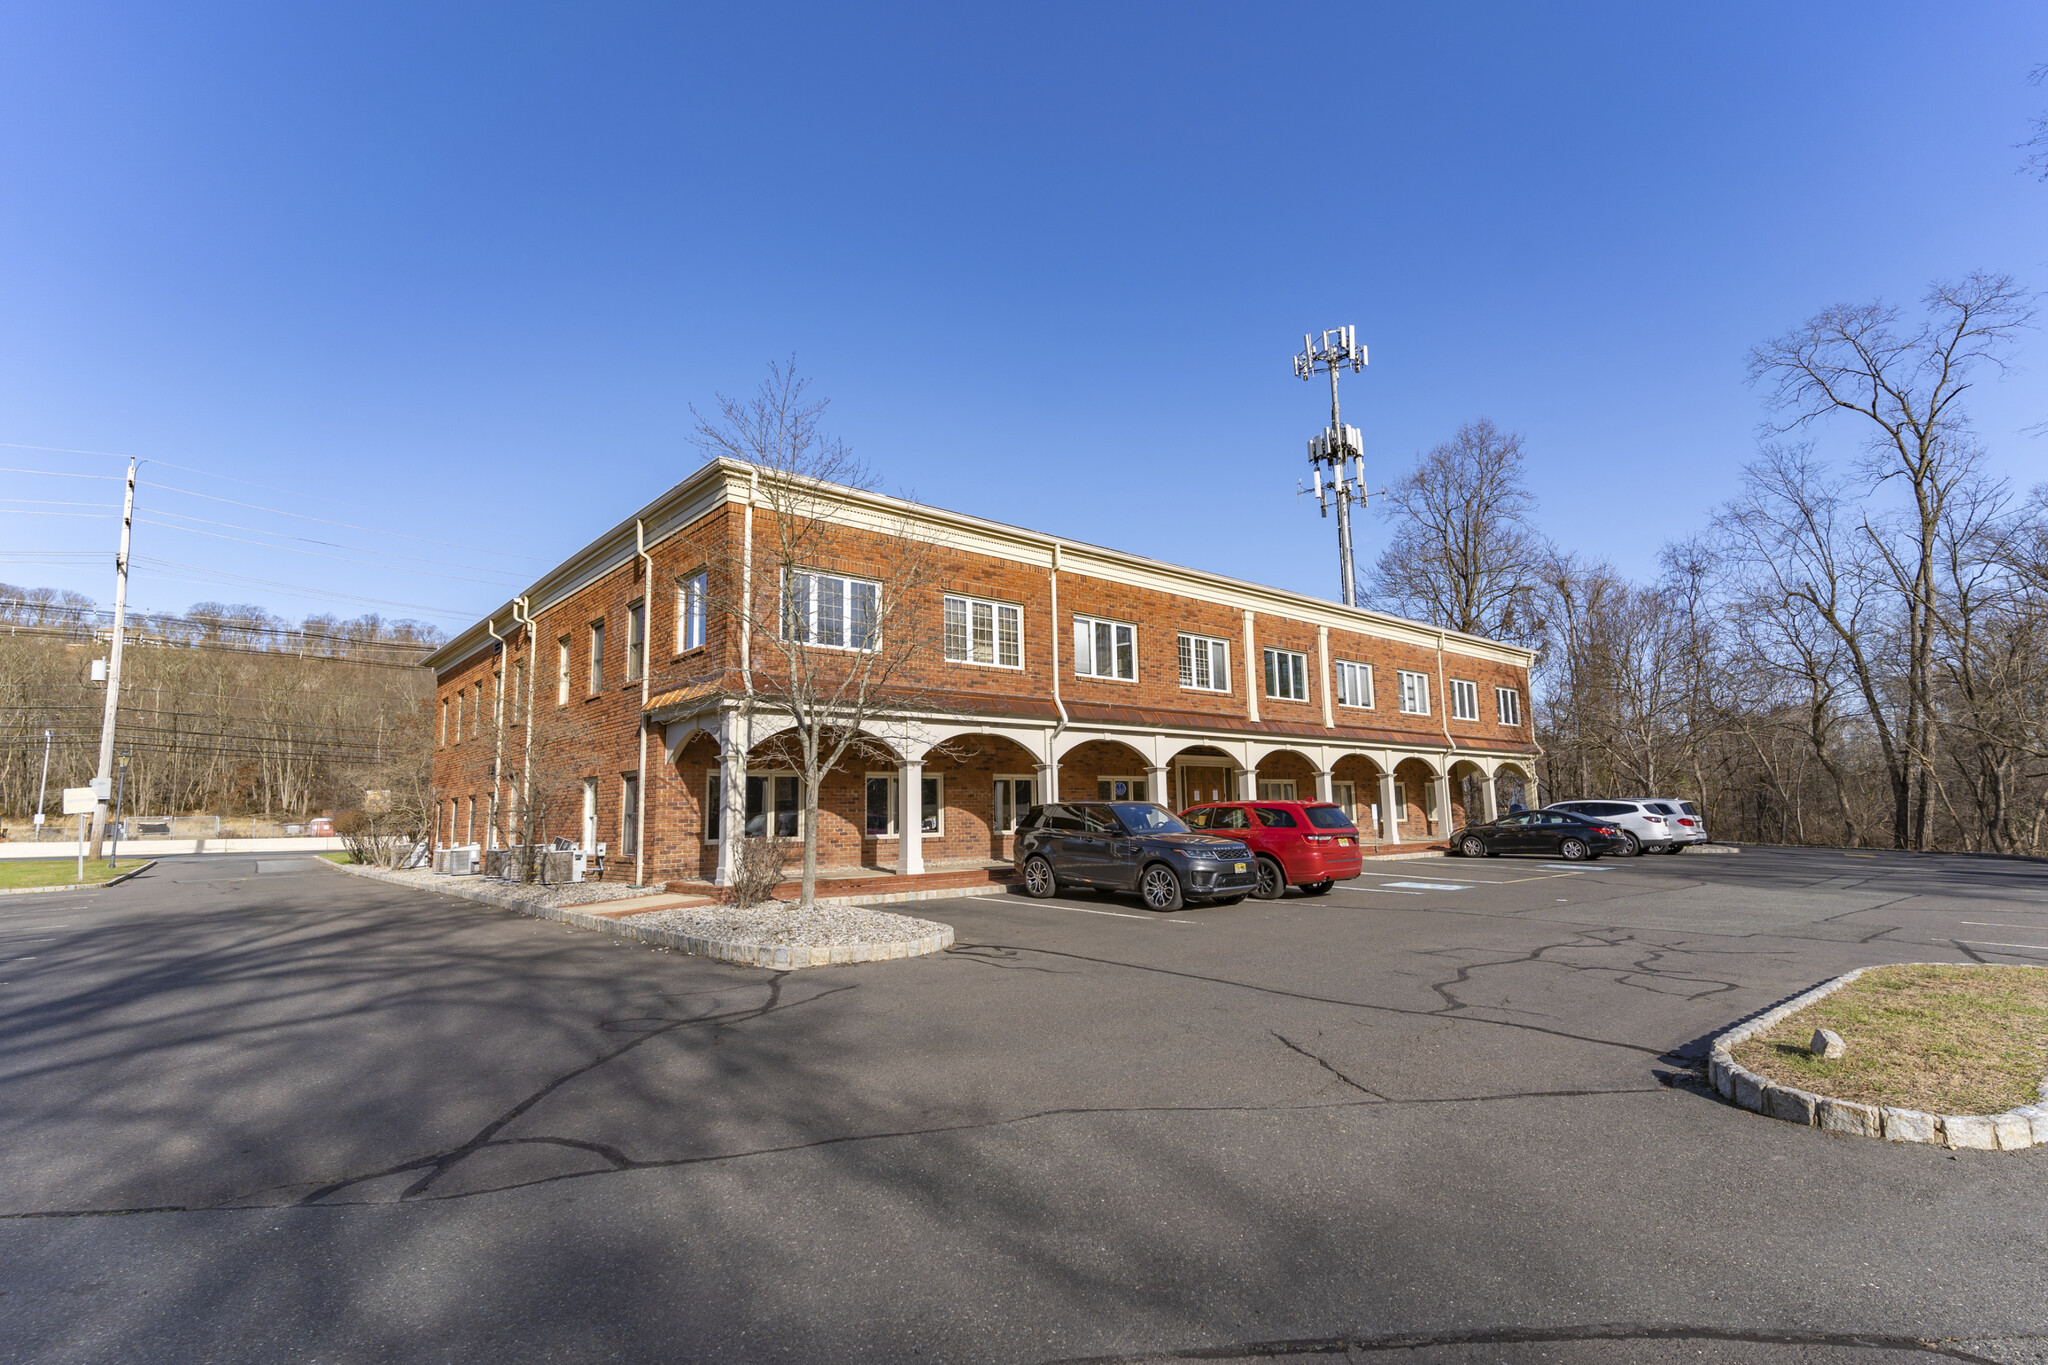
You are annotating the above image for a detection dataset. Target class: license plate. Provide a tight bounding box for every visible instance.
[1338,837,1354,846]
[1234,863,1245,874]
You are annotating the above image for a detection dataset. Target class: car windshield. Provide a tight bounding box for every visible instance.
[1110,802,1187,834]
[1304,805,1355,830]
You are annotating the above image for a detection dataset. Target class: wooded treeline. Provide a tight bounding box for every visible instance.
[1371,274,2048,853]
[0,586,439,826]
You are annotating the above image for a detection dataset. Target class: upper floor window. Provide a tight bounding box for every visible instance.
[492,671,502,724]
[945,594,1022,668]
[1496,686,1522,726]
[625,601,646,683]
[556,636,570,706]
[452,689,464,740]
[1263,647,1308,702]
[1335,659,1373,708]
[440,697,449,745]
[785,570,879,650]
[677,570,707,653]
[1449,678,1479,721]
[1397,669,1430,715]
[588,620,605,693]
[473,682,483,734]
[513,659,526,724]
[1073,615,1135,680]
[1178,633,1230,692]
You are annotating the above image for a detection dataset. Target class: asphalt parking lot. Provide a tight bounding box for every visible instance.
[2,846,2046,1363]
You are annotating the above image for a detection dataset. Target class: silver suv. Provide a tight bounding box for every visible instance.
[1544,799,1689,856]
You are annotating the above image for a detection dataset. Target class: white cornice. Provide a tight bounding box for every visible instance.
[425,459,1537,674]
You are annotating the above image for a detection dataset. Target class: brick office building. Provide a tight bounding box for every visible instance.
[423,458,1538,889]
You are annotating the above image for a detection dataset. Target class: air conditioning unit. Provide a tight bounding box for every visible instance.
[450,844,481,875]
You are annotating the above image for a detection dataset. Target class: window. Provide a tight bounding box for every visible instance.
[513,659,526,724]
[993,775,1035,833]
[1072,615,1136,680]
[440,697,448,746]
[492,671,503,725]
[1094,776,1148,801]
[452,690,464,742]
[1253,806,1300,827]
[1449,678,1479,721]
[863,773,943,835]
[785,570,879,650]
[1256,781,1297,800]
[677,570,707,652]
[944,594,1024,668]
[705,772,801,842]
[473,683,483,735]
[1305,805,1356,830]
[557,637,571,705]
[1496,686,1521,726]
[1397,670,1430,715]
[1335,660,1373,708]
[625,601,645,682]
[1177,633,1230,692]
[464,795,475,846]
[620,773,639,858]
[1263,648,1308,701]
[588,620,604,693]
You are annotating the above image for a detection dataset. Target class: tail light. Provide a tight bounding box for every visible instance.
[1644,814,1665,823]
[1678,818,1695,827]
[1592,825,1618,835]
[1306,835,1333,844]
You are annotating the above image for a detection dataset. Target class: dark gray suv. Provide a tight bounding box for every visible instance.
[1014,801,1257,911]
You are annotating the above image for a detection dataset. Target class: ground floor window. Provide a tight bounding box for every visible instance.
[865,773,943,835]
[993,775,1034,833]
[620,773,639,858]
[1257,780,1296,800]
[1095,776,1148,801]
[705,772,801,841]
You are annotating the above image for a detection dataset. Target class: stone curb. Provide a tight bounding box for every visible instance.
[0,859,157,896]
[1708,963,2048,1150]
[322,859,955,970]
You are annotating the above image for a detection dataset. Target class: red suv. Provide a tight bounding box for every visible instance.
[1179,800,1363,899]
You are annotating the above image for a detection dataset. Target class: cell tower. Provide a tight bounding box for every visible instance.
[1294,325,1368,606]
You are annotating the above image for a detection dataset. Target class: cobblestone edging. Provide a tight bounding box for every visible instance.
[1708,964,2048,1150]
[323,859,955,969]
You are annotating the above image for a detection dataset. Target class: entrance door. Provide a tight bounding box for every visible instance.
[1332,781,1356,824]
[1177,764,1231,809]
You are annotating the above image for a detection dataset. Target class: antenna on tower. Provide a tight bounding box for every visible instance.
[1293,326,1369,606]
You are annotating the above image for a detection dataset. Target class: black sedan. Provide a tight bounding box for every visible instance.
[1014,801,1258,911]
[1448,809,1625,860]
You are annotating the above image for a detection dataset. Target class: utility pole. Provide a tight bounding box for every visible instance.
[36,728,53,840]
[87,458,136,859]
[1294,326,1369,607]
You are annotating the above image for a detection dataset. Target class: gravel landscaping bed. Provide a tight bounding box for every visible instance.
[333,863,659,911]
[633,900,949,947]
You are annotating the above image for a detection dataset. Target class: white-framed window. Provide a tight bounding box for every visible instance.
[473,682,483,735]
[492,670,503,725]
[944,594,1023,668]
[440,697,449,746]
[1073,615,1136,680]
[625,601,645,682]
[1397,669,1430,715]
[993,774,1036,833]
[1177,633,1230,692]
[1449,678,1479,721]
[677,570,707,653]
[1393,782,1407,818]
[1095,776,1149,801]
[1497,686,1522,726]
[465,795,475,846]
[1257,781,1298,800]
[452,690,464,741]
[785,570,879,650]
[1335,659,1373,709]
[1263,647,1308,701]
[620,773,639,858]
[863,772,943,836]
[588,620,605,693]
[705,771,802,842]
[557,636,571,706]
[513,659,526,724]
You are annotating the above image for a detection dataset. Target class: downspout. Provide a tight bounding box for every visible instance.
[635,519,653,888]
[1047,541,1068,730]
[486,615,506,855]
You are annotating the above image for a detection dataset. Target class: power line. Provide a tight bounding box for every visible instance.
[0,466,121,480]
[134,517,528,588]
[140,505,527,578]
[139,479,547,561]
[131,556,478,620]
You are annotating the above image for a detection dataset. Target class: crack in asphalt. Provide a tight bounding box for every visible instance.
[1042,1322,2026,1362]
[0,1084,1672,1220]
[1269,1031,1387,1099]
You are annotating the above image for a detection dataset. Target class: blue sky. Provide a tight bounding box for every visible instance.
[2,3,2043,630]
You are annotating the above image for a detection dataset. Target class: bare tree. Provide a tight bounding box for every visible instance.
[1369,419,1548,645]
[1748,274,2034,846]
[690,361,952,911]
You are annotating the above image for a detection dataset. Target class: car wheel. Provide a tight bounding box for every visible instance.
[1617,832,1641,856]
[1251,857,1286,900]
[1460,835,1487,858]
[1558,838,1589,861]
[1022,855,1057,898]
[1140,864,1185,912]
[1303,879,1336,896]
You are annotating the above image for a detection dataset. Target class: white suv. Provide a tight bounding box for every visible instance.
[1544,799,1687,856]
[1638,798,1708,849]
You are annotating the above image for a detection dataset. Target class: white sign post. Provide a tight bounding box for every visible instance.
[62,787,96,881]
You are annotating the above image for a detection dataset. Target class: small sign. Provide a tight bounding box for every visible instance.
[90,777,111,800]
[32,811,45,826]
[90,659,108,682]
[61,787,97,816]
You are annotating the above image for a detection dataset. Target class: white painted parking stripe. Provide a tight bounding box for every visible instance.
[1381,881,1472,891]
[1959,940,2048,952]
[1538,865,1595,872]
[1959,922,2048,928]
[1340,886,1423,895]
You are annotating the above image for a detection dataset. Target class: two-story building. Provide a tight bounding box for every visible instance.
[423,458,1538,889]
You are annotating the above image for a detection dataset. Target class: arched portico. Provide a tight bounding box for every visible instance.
[1330,752,1384,838]
[1057,738,1161,806]
[1492,760,1534,815]
[1253,747,1319,802]
[1448,757,1494,826]
[1166,744,1238,809]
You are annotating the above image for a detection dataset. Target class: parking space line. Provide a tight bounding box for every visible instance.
[1959,921,2048,928]
[1334,886,1424,895]
[1029,902,1202,925]
[1381,881,1472,891]
[1959,939,2048,951]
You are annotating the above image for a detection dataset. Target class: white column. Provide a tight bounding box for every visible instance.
[898,758,924,875]
[715,742,746,887]
[1313,769,1334,804]
[1378,770,1399,843]
[1480,773,1499,823]
[1145,765,1170,806]
[1233,767,1258,802]
[1035,760,1057,803]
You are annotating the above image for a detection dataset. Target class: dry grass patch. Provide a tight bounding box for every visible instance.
[1731,964,2048,1115]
